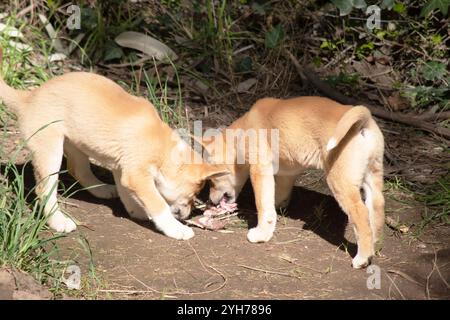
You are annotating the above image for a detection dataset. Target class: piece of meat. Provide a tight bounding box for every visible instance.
[203,198,238,217]
[187,199,238,231]
[188,216,228,231]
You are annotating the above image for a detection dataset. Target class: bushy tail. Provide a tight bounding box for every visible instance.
[326,106,371,151]
[0,48,29,112]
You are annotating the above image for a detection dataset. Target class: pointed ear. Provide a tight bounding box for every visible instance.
[201,164,230,180]
[189,134,211,149]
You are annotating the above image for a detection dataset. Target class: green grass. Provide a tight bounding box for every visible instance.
[0,159,65,285]
[0,14,65,289]
[415,175,450,234]
[0,13,103,297]
[117,58,187,129]
[384,172,449,238]
[0,9,187,298]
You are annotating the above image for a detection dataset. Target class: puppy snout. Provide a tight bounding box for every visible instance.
[224,192,236,203]
[210,191,225,205]
[171,205,191,220]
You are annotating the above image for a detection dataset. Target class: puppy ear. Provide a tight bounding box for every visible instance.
[200,164,230,180]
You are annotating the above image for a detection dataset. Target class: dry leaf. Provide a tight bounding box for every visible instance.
[38,14,66,54]
[48,53,67,62]
[115,31,178,61]
[7,40,31,52]
[0,23,23,38]
[351,60,396,87]
[237,78,257,92]
[387,92,410,111]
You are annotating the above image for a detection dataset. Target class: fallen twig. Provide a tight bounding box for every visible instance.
[285,50,450,140]
[417,111,450,122]
[385,216,409,233]
[116,263,227,296]
[99,56,153,69]
[386,273,406,300]
[425,251,438,299]
[387,269,423,287]
[238,264,301,279]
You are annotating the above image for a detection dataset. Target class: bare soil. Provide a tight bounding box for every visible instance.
[0,268,52,300]
[1,115,449,301]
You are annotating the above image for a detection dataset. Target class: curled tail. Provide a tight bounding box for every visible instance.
[326,106,372,151]
[0,48,29,113]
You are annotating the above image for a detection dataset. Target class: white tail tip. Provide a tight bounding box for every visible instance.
[326,138,337,151]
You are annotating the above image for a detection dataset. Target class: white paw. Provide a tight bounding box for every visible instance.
[153,210,195,240]
[163,223,195,240]
[90,184,118,199]
[247,226,274,243]
[352,254,371,269]
[47,211,77,233]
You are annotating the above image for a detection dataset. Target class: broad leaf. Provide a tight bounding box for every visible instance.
[265,24,284,49]
[115,31,178,61]
[103,41,124,62]
[420,0,450,16]
[352,0,367,9]
[380,0,394,9]
[421,61,447,81]
[332,0,353,16]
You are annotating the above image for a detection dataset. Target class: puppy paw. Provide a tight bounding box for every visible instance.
[164,223,195,240]
[153,211,195,240]
[247,226,274,243]
[89,184,118,199]
[48,211,77,233]
[352,254,371,269]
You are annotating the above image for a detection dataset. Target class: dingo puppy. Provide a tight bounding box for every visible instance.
[204,96,385,268]
[0,61,228,240]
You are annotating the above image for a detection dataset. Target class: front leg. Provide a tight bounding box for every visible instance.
[120,169,194,240]
[247,164,277,243]
[113,170,148,221]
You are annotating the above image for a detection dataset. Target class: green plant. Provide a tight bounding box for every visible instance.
[418,174,450,224]
[421,0,450,16]
[0,160,66,286]
[265,24,284,49]
[143,62,186,128]
[332,0,368,16]
[326,72,360,87]
[62,1,142,62]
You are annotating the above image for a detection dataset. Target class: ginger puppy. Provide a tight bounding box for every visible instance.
[0,70,227,240]
[205,97,385,268]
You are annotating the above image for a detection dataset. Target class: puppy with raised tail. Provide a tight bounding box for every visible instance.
[205,96,385,268]
[0,50,228,240]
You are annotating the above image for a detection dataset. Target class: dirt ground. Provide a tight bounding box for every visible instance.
[58,178,449,300]
[0,268,52,300]
[1,114,449,301]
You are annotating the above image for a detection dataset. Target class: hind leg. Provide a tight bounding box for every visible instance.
[363,160,385,246]
[274,175,297,209]
[327,176,374,269]
[30,133,76,233]
[64,141,117,199]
